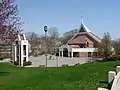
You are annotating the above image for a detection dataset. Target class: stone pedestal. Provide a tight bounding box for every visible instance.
[98,88,108,90]
[108,71,116,84]
[116,66,120,74]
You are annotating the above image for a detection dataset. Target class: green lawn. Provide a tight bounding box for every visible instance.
[0,61,119,90]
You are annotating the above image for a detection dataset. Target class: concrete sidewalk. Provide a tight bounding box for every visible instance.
[26,55,93,67]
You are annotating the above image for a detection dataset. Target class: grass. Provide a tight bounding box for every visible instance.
[0,61,119,90]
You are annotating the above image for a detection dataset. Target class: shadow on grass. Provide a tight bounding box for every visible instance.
[100,80,108,84]
[96,59,118,63]
[100,80,112,90]
[0,72,11,76]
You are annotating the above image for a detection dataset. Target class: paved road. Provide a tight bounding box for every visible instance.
[27,55,95,67]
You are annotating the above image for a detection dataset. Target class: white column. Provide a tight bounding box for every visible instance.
[71,51,73,58]
[11,45,13,60]
[68,50,70,57]
[19,45,21,66]
[62,49,63,57]
[62,51,63,57]
[21,44,23,66]
[108,71,116,83]
[59,51,60,57]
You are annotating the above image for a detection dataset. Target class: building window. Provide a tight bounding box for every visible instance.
[23,45,26,55]
[87,42,89,47]
[88,52,91,57]
[79,44,86,48]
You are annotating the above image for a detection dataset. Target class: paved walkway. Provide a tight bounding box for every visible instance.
[27,55,95,67]
[0,55,101,67]
[0,58,11,62]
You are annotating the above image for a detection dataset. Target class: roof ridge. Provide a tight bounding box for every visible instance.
[79,22,92,33]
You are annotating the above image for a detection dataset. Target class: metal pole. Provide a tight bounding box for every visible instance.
[45,31,47,70]
[55,44,58,67]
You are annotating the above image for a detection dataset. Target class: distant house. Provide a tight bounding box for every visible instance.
[59,22,101,58]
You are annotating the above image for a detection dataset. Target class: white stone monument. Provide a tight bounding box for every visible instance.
[12,34,28,66]
[98,66,120,90]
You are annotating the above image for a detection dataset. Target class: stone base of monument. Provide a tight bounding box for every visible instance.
[98,66,120,90]
[116,66,120,73]
[108,71,116,84]
[98,88,108,90]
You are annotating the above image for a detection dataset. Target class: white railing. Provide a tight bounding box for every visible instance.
[72,48,98,52]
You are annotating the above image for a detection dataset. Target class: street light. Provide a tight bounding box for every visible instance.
[44,25,48,70]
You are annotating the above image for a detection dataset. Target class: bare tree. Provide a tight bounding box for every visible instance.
[48,27,59,39]
[48,27,60,54]
[25,32,40,56]
[62,29,79,44]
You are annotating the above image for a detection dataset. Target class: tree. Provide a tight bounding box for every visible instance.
[48,27,59,39]
[25,32,40,56]
[0,0,23,44]
[62,29,79,44]
[98,32,113,59]
[113,39,120,55]
[48,27,60,54]
[25,32,39,41]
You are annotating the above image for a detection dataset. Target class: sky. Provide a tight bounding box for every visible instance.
[15,0,120,39]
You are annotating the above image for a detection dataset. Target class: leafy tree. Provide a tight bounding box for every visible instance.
[0,0,23,44]
[113,39,120,55]
[98,32,113,59]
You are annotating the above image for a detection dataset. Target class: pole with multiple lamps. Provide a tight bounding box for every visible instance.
[44,25,48,70]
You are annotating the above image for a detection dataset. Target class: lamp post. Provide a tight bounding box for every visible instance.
[44,25,48,70]
[55,40,58,67]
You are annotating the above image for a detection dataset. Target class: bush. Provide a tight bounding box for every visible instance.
[74,63,80,66]
[39,65,45,68]
[102,55,119,61]
[112,55,120,60]
[10,61,19,65]
[0,55,11,60]
[61,64,68,67]
[23,61,32,66]
[14,61,19,65]
[0,57,4,60]
[10,61,32,66]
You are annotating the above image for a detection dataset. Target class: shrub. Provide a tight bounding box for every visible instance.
[102,55,119,61]
[0,57,4,60]
[39,65,45,68]
[10,61,32,66]
[0,55,11,60]
[61,64,68,67]
[23,61,32,66]
[10,61,19,65]
[112,55,120,60]
[14,61,19,65]
[74,63,80,66]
